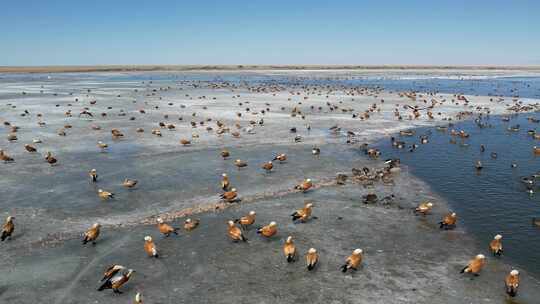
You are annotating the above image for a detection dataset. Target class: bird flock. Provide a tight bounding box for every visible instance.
[2,73,538,302]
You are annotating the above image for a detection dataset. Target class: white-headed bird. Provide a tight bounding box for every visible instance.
[97,141,108,152]
[414,201,433,215]
[505,269,520,297]
[82,223,101,245]
[283,236,296,262]
[227,220,247,242]
[306,248,319,271]
[439,212,457,230]
[220,188,238,203]
[460,254,486,276]
[294,178,313,192]
[221,173,230,191]
[257,221,277,238]
[340,249,363,272]
[97,268,134,294]
[100,264,125,282]
[273,153,287,162]
[135,292,143,303]
[234,159,247,168]
[234,211,256,230]
[98,189,114,200]
[157,217,179,237]
[89,169,98,182]
[262,161,273,173]
[184,218,200,231]
[144,236,158,258]
[291,202,313,222]
[489,234,503,256]
[475,160,483,170]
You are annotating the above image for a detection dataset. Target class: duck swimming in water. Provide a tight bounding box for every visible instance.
[475,161,483,170]
[521,176,535,188]
[409,144,418,152]
[439,213,457,229]
[507,124,520,132]
[399,130,414,136]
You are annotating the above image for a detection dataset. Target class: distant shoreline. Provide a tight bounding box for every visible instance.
[1,65,540,74]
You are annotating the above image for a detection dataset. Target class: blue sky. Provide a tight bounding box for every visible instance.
[0,0,538,66]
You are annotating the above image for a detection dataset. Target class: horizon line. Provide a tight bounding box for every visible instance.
[2,64,540,74]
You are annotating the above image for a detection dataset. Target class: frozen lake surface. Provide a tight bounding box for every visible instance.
[1,70,540,303]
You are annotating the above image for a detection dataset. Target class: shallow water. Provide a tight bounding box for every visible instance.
[375,113,540,277]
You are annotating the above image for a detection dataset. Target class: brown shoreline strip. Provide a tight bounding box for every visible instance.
[2,65,540,74]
